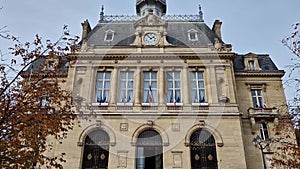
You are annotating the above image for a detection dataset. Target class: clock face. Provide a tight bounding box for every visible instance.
[144,33,157,45]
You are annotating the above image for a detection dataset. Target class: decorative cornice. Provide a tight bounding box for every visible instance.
[235,71,285,77]
[68,52,236,60]
[20,72,68,78]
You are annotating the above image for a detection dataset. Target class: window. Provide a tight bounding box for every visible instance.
[104,30,114,41]
[190,71,206,103]
[259,123,269,140]
[251,89,264,108]
[248,60,255,70]
[167,71,181,104]
[188,29,198,41]
[40,97,49,107]
[44,59,58,70]
[119,71,134,103]
[95,72,111,103]
[143,71,158,104]
[136,130,163,169]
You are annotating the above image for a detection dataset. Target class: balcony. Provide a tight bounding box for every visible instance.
[248,107,279,119]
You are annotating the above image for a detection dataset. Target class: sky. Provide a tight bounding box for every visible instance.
[0,0,299,101]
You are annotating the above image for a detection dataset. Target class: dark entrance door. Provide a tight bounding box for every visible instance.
[190,130,218,169]
[82,130,110,169]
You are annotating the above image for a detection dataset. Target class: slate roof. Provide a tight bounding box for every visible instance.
[85,20,223,47]
[23,56,69,74]
[233,54,284,73]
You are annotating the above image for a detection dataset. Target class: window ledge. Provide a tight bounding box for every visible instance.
[141,103,158,106]
[92,103,109,106]
[167,103,183,106]
[117,103,133,106]
[192,103,209,106]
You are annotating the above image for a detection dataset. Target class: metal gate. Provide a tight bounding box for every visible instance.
[190,130,218,169]
[82,130,110,169]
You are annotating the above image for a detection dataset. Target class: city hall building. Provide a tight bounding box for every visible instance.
[39,0,287,168]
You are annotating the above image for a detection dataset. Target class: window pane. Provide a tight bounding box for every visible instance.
[174,72,180,79]
[143,91,148,103]
[167,91,173,103]
[257,90,261,96]
[120,72,126,79]
[258,97,263,107]
[128,90,133,102]
[120,91,126,102]
[105,73,111,79]
[128,81,134,88]
[198,81,204,88]
[191,91,197,103]
[151,82,157,88]
[167,72,173,79]
[152,91,157,103]
[167,82,173,88]
[199,90,205,102]
[151,72,157,79]
[96,81,102,89]
[97,72,104,79]
[144,81,150,88]
[190,72,196,79]
[104,81,110,88]
[175,81,180,88]
[120,82,126,88]
[197,72,204,79]
[128,72,134,79]
[144,72,150,79]
[191,81,196,88]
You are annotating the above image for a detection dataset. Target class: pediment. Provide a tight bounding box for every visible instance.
[134,13,166,27]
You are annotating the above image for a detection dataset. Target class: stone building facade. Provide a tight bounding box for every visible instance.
[40,0,287,168]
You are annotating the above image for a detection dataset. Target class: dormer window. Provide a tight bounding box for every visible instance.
[188,29,198,41]
[44,58,59,71]
[244,53,261,71]
[248,60,255,70]
[104,30,114,42]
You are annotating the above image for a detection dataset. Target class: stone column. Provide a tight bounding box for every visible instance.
[134,67,141,106]
[158,67,165,106]
[182,66,190,105]
[208,65,218,104]
[110,67,118,105]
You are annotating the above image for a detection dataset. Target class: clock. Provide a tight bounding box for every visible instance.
[144,33,157,45]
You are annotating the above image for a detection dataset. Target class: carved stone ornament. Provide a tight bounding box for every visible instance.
[134,12,166,27]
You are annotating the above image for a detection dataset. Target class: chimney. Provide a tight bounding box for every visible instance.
[81,19,91,41]
[212,20,222,40]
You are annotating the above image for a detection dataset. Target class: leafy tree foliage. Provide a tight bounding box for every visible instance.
[270,23,300,169]
[0,26,79,168]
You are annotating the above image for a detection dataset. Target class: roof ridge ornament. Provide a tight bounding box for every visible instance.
[199,4,204,22]
[100,5,104,22]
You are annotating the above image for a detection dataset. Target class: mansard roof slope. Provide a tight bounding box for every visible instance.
[233,54,284,73]
[84,18,223,47]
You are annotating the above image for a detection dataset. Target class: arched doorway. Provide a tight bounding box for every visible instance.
[190,130,218,169]
[82,130,110,169]
[136,130,163,169]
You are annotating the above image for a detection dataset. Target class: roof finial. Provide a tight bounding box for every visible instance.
[199,4,204,22]
[100,5,104,22]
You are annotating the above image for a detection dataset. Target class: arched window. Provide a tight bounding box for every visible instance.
[82,130,110,169]
[136,130,163,169]
[190,130,218,169]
